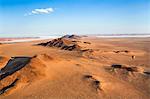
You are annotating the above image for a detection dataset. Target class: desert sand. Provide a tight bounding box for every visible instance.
[0,35,150,99]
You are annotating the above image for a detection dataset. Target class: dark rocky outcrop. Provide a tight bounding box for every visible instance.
[0,57,31,80]
[111,64,122,68]
[0,55,46,95]
[83,42,91,44]
[143,71,150,75]
[113,50,130,53]
[37,35,95,58]
[111,64,138,72]
[122,67,138,72]
[84,74,101,91]
[0,78,18,95]
[61,35,81,39]
[38,37,81,51]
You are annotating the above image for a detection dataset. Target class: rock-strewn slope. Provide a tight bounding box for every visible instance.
[38,35,81,51]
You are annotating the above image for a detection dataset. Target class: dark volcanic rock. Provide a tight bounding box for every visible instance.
[0,55,46,95]
[143,71,150,75]
[0,57,32,80]
[61,35,81,39]
[83,42,91,44]
[122,67,138,72]
[0,78,18,95]
[111,64,122,68]
[113,50,130,53]
[38,37,81,51]
[111,64,138,72]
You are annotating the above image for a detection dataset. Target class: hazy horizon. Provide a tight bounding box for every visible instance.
[0,0,150,37]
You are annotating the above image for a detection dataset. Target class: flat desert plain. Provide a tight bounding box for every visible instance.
[0,36,150,99]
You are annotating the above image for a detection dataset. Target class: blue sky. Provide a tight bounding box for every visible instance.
[0,0,150,37]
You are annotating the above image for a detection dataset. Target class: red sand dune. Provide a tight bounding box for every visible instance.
[0,35,150,99]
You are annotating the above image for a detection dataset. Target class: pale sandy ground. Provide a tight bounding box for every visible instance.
[0,37,150,99]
